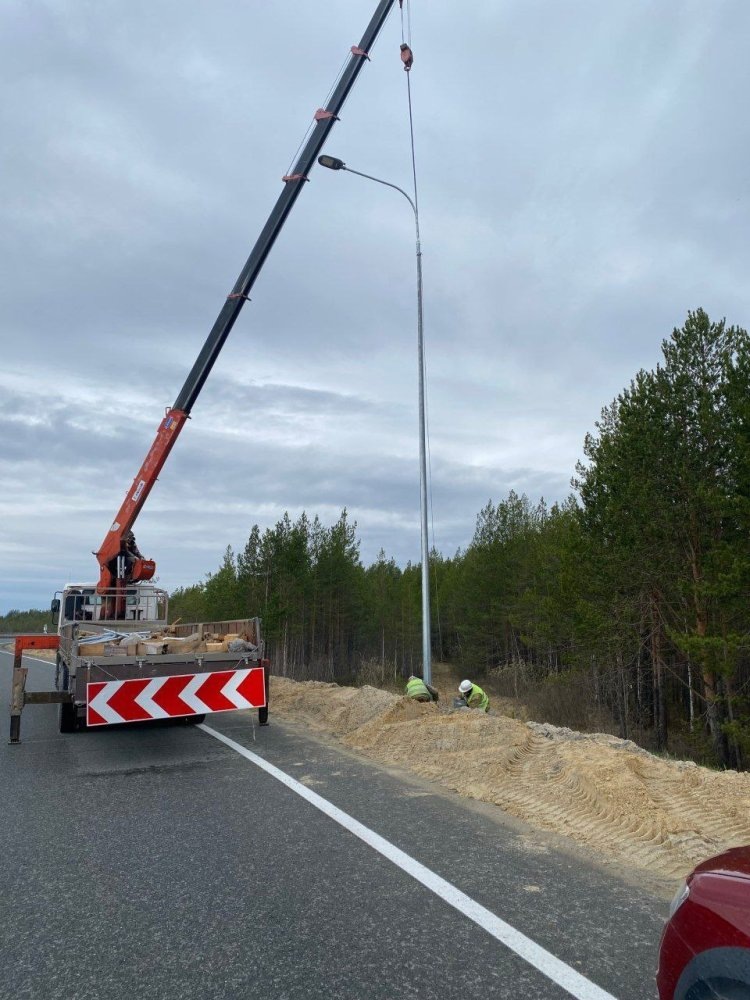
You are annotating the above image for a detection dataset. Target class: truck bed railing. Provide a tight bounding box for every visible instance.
[170,618,262,646]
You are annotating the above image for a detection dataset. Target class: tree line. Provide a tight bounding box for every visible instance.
[170,311,750,769]
[0,608,51,633]
[7,310,748,769]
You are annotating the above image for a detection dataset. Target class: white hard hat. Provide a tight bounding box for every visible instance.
[459,679,472,694]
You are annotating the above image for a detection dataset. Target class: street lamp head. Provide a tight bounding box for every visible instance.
[318,154,346,171]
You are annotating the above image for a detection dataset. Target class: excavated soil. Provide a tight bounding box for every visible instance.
[270,677,750,881]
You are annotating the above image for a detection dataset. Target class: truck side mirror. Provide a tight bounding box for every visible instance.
[50,598,60,616]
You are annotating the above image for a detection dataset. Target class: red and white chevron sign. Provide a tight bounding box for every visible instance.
[86,667,266,727]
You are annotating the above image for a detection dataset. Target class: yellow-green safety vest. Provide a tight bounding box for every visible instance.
[406,676,431,700]
[466,684,489,712]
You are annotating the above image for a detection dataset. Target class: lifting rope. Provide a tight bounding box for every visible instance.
[398,0,444,657]
[399,0,418,220]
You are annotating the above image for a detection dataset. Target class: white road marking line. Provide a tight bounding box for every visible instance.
[2,653,59,666]
[199,723,619,1000]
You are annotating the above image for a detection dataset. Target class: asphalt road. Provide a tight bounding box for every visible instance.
[1,649,669,1000]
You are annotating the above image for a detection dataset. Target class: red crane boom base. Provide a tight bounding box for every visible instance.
[95,408,189,594]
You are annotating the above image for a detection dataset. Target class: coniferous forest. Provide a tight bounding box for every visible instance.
[5,310,743,768]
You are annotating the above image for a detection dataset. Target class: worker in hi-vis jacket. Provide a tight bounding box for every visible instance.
[405,675,439,703]
[458,679,490,712]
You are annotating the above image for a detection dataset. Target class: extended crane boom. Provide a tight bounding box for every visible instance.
[95,0,397,606]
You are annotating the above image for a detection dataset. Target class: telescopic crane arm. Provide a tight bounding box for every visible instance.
[95,0,398,597]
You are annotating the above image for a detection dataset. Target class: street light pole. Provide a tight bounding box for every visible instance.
[318,156,432,686]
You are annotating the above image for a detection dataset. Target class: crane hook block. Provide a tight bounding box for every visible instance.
[400,43,413,71]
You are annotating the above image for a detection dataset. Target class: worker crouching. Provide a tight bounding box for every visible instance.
[405,675,439,703]
[458,679,489,712]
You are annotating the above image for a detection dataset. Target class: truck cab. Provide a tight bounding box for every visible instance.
[52,584,168,631]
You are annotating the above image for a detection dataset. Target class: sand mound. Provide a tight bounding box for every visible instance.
[270,677,750,880]
[270,678,399,736]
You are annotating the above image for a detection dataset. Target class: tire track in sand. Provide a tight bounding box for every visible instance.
[269,678,750,880]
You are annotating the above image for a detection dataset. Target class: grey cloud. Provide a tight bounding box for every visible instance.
[3,1,750,611]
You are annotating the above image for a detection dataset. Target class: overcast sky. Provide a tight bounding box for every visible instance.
[2,0,750,613]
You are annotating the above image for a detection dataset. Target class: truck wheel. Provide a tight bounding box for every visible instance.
[58,700,78,734]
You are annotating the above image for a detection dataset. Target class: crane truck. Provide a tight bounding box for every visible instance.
[8,0,401,743]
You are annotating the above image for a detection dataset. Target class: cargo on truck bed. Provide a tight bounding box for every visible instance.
[9,585,269,743]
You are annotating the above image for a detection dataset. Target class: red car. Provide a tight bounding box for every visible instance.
[658,846,750,999]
